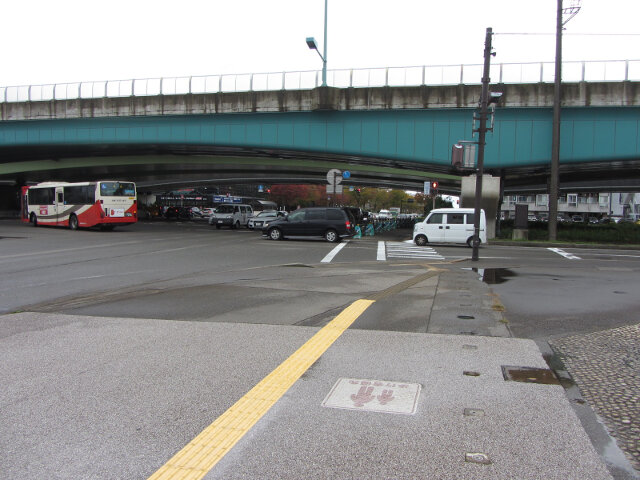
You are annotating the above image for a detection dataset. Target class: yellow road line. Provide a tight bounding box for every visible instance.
[148,298,375,480]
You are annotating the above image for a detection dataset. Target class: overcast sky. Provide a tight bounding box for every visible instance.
[1,0,638,87]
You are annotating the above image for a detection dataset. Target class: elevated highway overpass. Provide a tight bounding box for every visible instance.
[1,61,639,197]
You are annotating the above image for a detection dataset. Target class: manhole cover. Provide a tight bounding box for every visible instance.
[502,366,560,385]
[322,378,421,415]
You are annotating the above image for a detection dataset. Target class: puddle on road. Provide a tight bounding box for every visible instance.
[463,268,517,284]
[502,366,561,385]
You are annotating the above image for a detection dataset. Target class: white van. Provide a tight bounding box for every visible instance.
[208,204,254,229]
[413,208,486,247]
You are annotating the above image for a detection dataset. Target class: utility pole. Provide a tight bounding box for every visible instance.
[549,0,581,240]
[548,0,563,241]
[472,27,493,262]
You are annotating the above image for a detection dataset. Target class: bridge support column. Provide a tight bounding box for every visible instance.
[460,174,500,239]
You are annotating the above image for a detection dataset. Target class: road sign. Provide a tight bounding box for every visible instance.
[327,169,343,185]
[424,181,430,195]
[326,185,343,194]
[342,171,351,179]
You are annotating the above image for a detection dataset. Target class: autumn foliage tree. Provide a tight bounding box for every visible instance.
[269,185,327,209]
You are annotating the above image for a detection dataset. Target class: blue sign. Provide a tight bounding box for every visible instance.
[258,185,264,193]
[342,171,351,179]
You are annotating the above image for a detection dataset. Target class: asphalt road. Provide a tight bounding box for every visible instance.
[2,219,639,341]
[2,219,640,480]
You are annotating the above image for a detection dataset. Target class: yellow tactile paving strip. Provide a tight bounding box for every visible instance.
[148,299,375,480]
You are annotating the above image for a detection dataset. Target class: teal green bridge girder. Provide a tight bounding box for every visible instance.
[1,106,639,186]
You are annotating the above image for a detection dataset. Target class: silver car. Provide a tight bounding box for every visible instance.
[248,210,283,230]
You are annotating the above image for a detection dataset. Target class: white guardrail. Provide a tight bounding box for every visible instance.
[1,59,639,103]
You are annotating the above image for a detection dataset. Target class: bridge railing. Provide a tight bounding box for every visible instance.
[2,59,639,103]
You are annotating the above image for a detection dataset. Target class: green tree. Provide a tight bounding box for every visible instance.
[423,196,453,215]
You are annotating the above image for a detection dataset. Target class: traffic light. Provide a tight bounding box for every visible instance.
[431,181,439,190]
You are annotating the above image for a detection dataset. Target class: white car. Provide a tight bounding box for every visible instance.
[377,209,392,219]
[248,210,284,230]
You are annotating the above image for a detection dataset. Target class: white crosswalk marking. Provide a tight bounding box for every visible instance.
[548,247,581,260]
[383,241,445,260]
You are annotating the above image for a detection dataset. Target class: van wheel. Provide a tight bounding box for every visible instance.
[415,234,427,246]
[31,213,38,226]
[69,214,79,230]
[324,229,339,242]
[467,236,479,248]
[268,227,283,240]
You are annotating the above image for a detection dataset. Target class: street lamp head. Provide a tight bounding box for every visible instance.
[306,37,318,50]
[488,91,503,105]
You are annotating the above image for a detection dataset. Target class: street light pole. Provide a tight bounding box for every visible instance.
[322,0,328,87]
[472,27,493,262]
[306,0,328,87]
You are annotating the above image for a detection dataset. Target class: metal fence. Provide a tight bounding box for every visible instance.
[2,59,639,103]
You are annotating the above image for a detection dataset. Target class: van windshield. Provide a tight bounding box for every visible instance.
[216,205,235,213]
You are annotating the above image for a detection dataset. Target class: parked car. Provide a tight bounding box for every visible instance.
[247,210,284,229]
[262,207,354,242]
[377,209,392,220]
[571,215,584,223]
[188,206,207,220]
[343,206,366,225]
[208,204,254,229]
[163,206,190,220]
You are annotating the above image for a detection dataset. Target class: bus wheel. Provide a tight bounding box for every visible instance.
[31,213,38,226]
[69,214,79,230]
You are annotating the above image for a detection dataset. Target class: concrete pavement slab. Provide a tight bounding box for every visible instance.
[210,330,611,480]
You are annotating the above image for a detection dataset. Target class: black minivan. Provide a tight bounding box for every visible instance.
[261,207,354,242]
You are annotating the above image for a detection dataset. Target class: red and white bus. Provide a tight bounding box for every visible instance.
[21,180,137,230]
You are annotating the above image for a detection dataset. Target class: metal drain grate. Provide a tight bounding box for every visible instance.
[501,366,560,385]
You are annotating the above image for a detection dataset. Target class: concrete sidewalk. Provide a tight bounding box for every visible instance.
[209,329,610,480]
[0,265,630,480]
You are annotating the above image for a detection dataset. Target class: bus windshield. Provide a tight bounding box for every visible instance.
[100,182,136,197]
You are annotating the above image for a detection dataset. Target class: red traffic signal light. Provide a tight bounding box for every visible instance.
[431,181,439,190]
